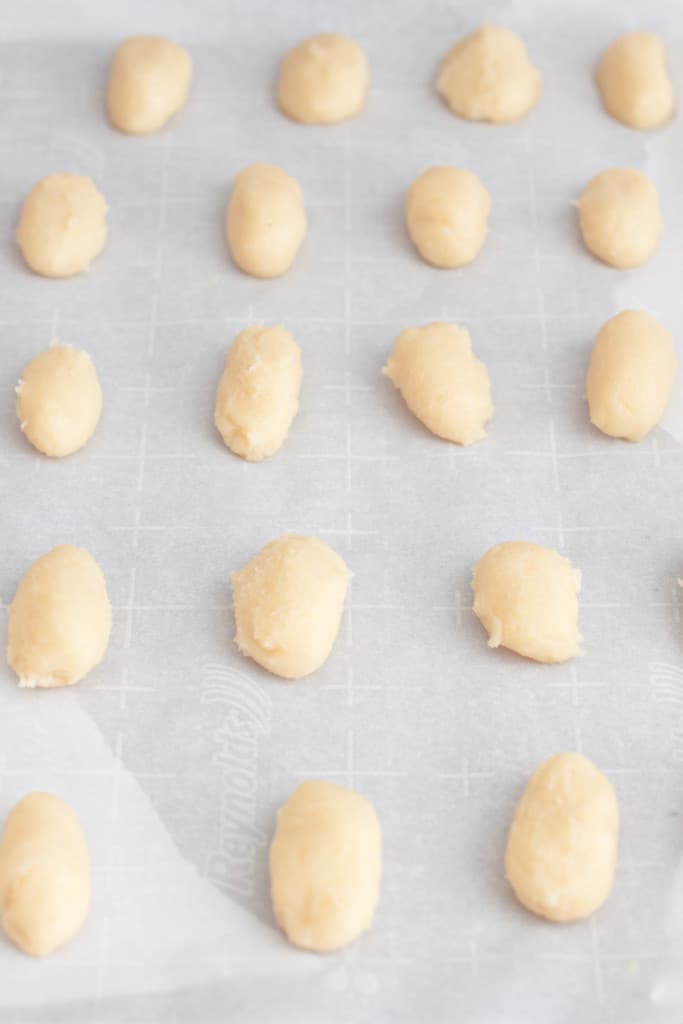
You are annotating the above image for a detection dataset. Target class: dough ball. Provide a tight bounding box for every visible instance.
[438,24,541,123]
[505,753,618,922]
[472,541,582,663]
[0,792,90,956]
[231,535,350,679]
[7,545,112,689]
[586,310,676,442]
[16,344,102,458]
[277,33,369,124]
[269,780,382,951]
[405,166,490,268]
[226,163,307,278]
[596,32,674,130]
[578,168,661,269]
[383,321,493,445]
[106,35,192,134]
[214,325,302,461]
[16,174,108,278]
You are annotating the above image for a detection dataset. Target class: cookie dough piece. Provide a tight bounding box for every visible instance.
[0,793,91,956]
[438,25,541,123]
[214,325,302,461]
[16,174,108,278]
[231,535,350,679]
[505,753,618,922]
[270,780,382,951]
[383,322,493,445]
[578,168,661,269]
[586,310,676,442]
[7,545,112,689]
[226,163,307,278]
[405,167,490,268]
[472,541,582,663]
[277,33,369,124]
[106,35,192,134]
[596,32,674,130]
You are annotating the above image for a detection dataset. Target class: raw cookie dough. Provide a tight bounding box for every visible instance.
[438,25,541,123]
[269,780,382,951]
[0,792,91,956]
[277,33,369,124]
[472,541,582,663]
[578,168,661,269]
[505,753,619,922]
[405,167,490,268]
[596,32,674,130]
[383,321,493,445]
[586,309,676,442]
[107,35,192,134]
[7,545,112,688]
[16,344,102,457]
[16,174,108,278]
[231,535,350,679]
[214,324,302,461]
[226,163,307,278]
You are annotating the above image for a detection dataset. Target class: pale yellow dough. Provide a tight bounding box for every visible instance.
[472,541,582,663]
[0,792,91,956]
[7,545,112,689]
[231,535,350,679]
[16,174,108,278]
[269,780,382,951]
[596,32,674,130]
[438,25,541,123]
[383,322,493,445]
[405,167,490,268]
[505,753,618,922]
[277,33,369,124]
[578,168,661,269]
[226,163,307,278]
[107,35,192,134]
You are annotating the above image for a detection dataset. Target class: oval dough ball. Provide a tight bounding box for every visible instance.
[472,541,582,663]
[277,33,369,124]
[7,545,112,689]
[16,174,108,278]
[214,325,302,461]
[578,168,661,269]
[586,309,676,442]
[405,167,490,268]
[383,322,493,445]
[270,780,382,951]
[438,24,541,123]
[226,163,307,278]
[0,792,91,956]
[106,35,192,134]
[596,32,674,130]
[16,344,102,457]
[505,753,618,922]
[231,535,350,679]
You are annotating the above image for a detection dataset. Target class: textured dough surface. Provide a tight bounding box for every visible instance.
[0,792,91,956]
[16,344,102,457]
[472,541,582,663]
[231,535,350,679]
[107,35,192,134]
[16,174,107,278]
[438,24,541,123]
[586,310,676,442]
[383,321,493,445]
[277,33,369,124]
[405,166,490,268]
[505,753,619,922]
[578,168,661,269]
[226,163,307,278]
[7,545,112,688]
[269,780,382,951]
[596,32,674,130]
